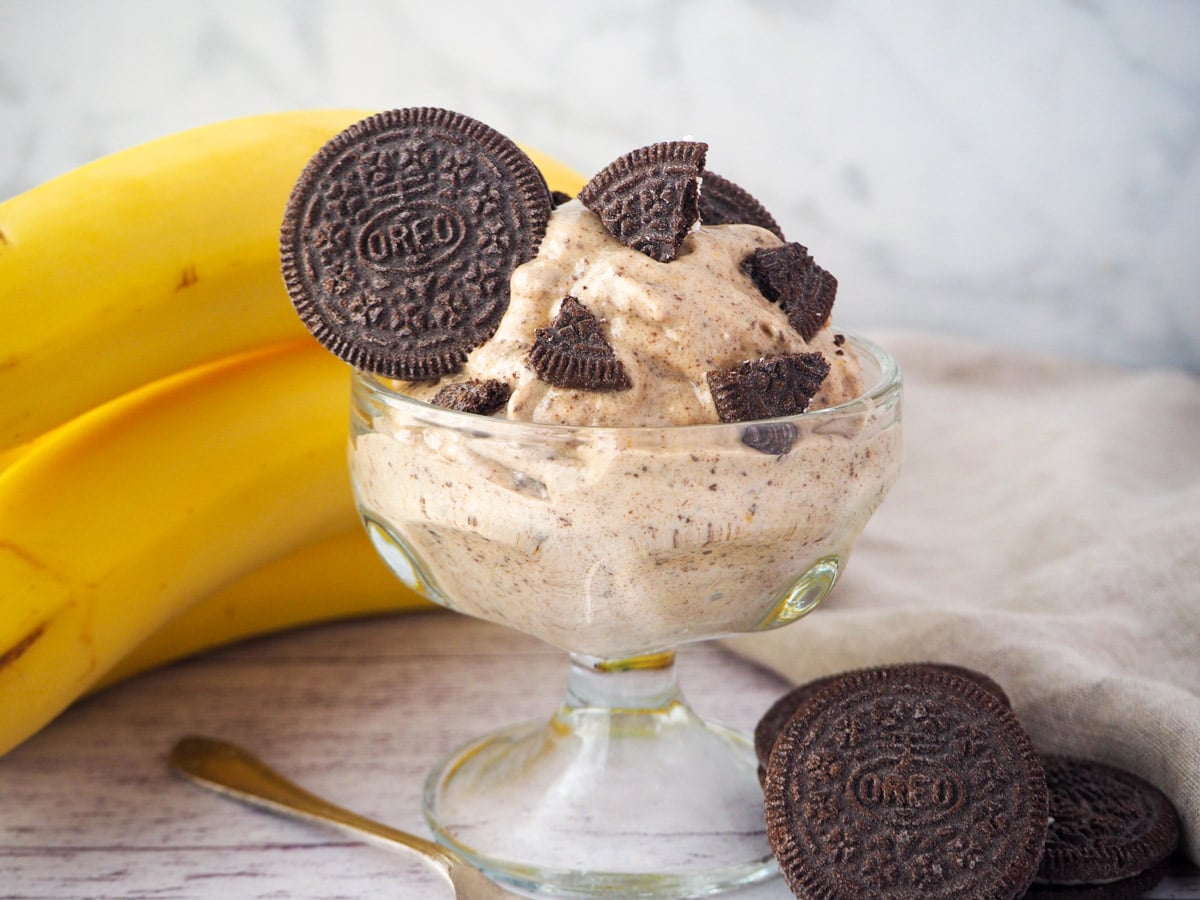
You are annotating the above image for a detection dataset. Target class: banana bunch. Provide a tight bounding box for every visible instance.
[0,110,586,757]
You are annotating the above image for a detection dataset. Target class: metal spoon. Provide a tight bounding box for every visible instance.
[169,735,527,900]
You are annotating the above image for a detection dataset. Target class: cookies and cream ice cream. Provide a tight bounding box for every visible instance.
[398,199,865,426]
[348,185,900,659]
[351,330,899,658]
[281,108,902,659]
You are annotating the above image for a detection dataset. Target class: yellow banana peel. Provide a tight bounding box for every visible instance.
[0,109,585,758]
[0,341,354,755]
[0,108,585,452]
[0,110,368,451]
[97,528,433,691]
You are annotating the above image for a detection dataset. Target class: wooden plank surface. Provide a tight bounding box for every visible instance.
[1,610,1196,898]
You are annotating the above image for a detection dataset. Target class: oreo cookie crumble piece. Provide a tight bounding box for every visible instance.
[707,353,831,424]
[740,422,799,456]
[430,379,512,416]
[280,107,553,380]
[707,354,830,454]
[551,189,574,207]
[743,242,838,341]
[698,170,784,239]
[528,296,632,391]
[1034,755,1180,889]
[764,664,1048,900]
[577,140,707,262]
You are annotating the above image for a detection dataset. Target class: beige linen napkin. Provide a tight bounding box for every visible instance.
[724,330,1200,862]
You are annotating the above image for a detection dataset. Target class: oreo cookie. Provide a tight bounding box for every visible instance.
[577,140,707,262]
[698,170,784,239]
[743,242,838,341]
[707,353,831,423]
[1034,756,1180,890]
[754,663,1012,771]
[528,296,631,391]
[430,379,511,416]
[754,672,842,769]
[1023,860,1170,899]
[926,663,1011,708]
[280,107,552,380]
[764,664,1048,899]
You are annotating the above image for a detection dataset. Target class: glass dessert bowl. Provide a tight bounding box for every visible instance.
[349,334,901,898]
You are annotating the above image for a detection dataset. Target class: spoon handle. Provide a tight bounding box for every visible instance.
[170,735,455,880]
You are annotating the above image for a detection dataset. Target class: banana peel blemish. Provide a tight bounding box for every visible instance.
[0,625,44,671]
[176,265,199,290]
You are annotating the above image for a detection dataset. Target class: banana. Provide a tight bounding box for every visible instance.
[0,441,30,474]
[96,528,433,691]
[0,340,355,756]
[0,109,363,452]
[0,111,585,757]
[0,109,586,453]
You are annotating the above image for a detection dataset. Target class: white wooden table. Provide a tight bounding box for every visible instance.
[1,610,1196,898]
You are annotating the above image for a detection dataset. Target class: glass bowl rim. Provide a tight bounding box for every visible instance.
[351,331,901,437]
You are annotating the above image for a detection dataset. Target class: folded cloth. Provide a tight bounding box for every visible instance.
[724,330,1200,862]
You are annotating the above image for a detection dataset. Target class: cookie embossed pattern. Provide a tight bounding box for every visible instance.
[756,665,1186,900]
[278,107,902,896]
[280,107,552,381]
[763,666,1048,900]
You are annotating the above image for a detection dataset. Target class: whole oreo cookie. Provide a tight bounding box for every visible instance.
[280,107,552,380]
[754,672,842,768]
[764,664,1048,900]
[1035,755,1180,889]
[754,663,1012,771]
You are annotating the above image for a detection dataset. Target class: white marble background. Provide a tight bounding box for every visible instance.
[2,0,1198,372]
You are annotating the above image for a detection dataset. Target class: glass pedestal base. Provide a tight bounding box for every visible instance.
[423,654,778,898]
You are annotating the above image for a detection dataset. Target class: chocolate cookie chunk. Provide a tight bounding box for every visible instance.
[753,663,1012,770]
[698,170,784,239]
[430,379,511,416]
[1035,756,1180,888]
[706,353,831,423]
[743,242,838,341]
[528,296,631,391]
[578,140,707,262]
[764,664,1048,900]
[280,107,552,380]
[740,422,800,456]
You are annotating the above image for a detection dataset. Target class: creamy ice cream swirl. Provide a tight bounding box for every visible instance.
[400,200,863,426]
